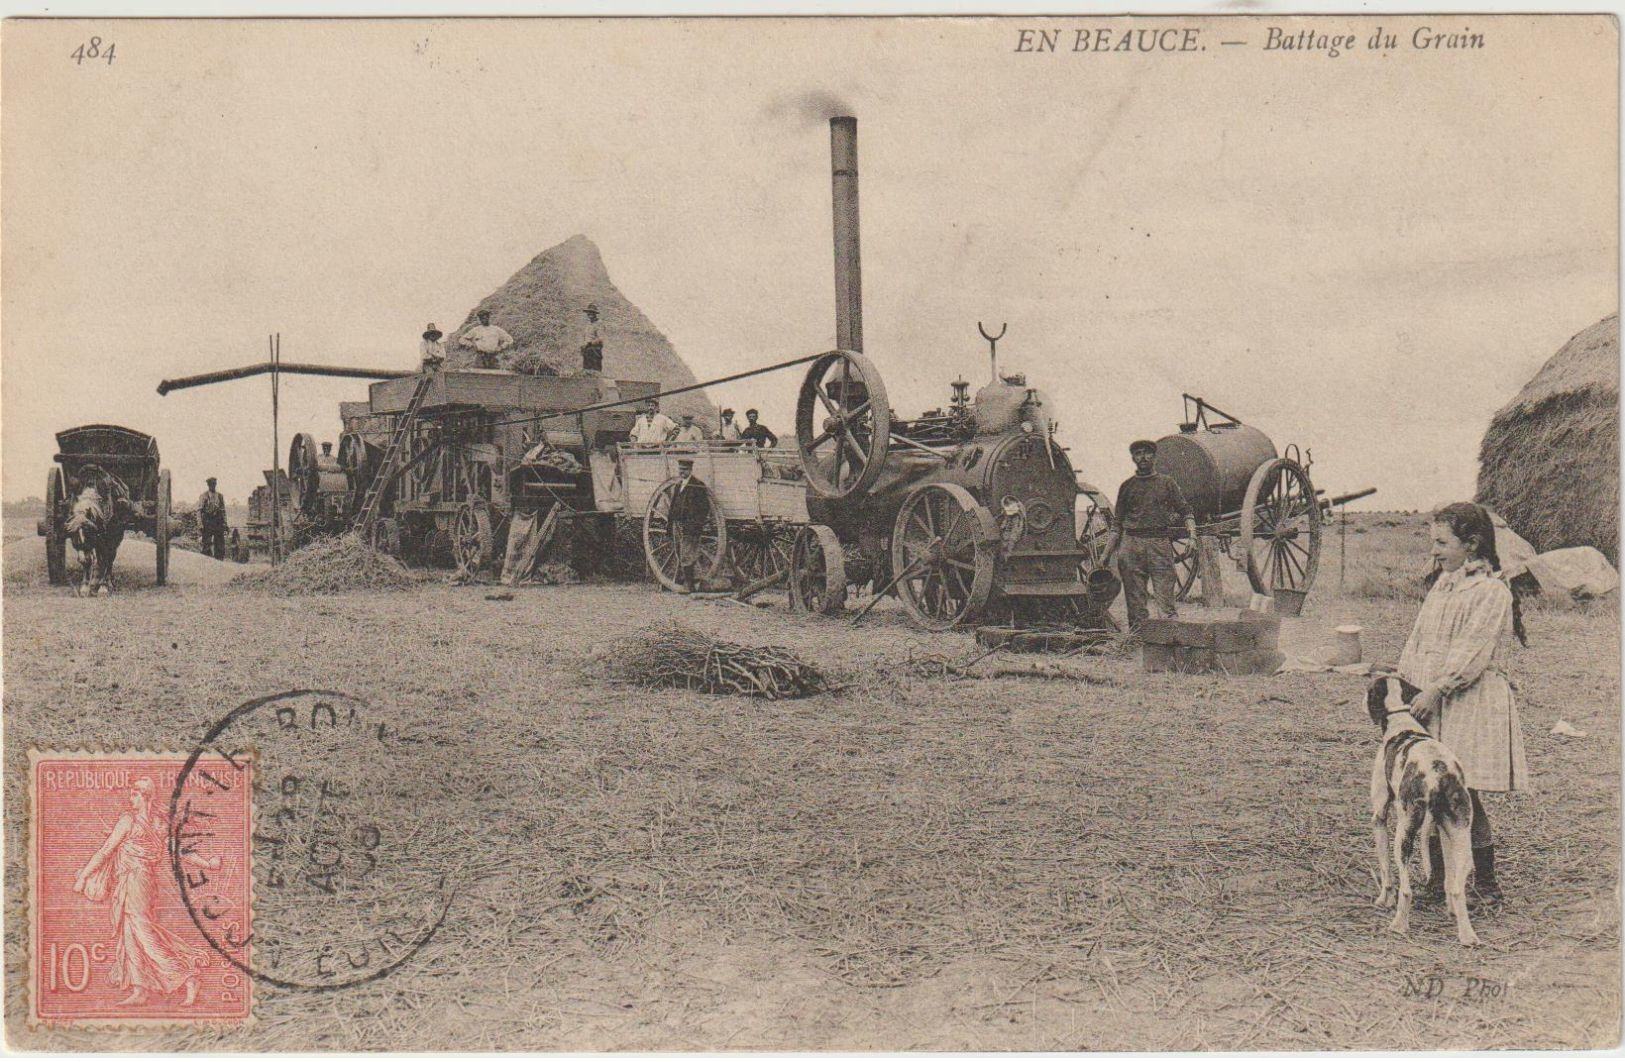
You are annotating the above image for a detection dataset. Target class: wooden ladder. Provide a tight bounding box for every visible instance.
[354,373,434,538]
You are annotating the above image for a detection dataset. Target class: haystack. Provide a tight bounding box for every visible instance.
[443,234,713,420]
[1477,314,1619,564]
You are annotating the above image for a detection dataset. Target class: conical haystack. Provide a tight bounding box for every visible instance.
[445,235,713,420]
[1477,314,1619,564]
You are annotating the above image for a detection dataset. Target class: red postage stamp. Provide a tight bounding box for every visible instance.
[28,750,253,1027]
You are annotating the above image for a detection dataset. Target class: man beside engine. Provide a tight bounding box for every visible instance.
[1102,439,1197,630]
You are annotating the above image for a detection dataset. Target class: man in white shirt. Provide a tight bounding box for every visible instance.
[718,408,741,441]
[458,311,515,369]
[673,413,706,444]
[630,400,677,446]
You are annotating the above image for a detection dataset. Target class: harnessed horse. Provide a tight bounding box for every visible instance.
[64,465,133,596]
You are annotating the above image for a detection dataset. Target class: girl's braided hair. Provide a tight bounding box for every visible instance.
[1423,501,1528,646]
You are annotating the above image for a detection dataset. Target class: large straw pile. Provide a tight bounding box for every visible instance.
[441,235,714,421]
[594,623,832,699]
[1478,314,1619,563]
[230,534,422,595]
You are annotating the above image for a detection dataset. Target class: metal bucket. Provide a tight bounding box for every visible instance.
[1087,568,1122,608]
[1273,588,1308,617]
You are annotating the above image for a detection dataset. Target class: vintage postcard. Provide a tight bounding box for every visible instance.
[2,13,1618,1052]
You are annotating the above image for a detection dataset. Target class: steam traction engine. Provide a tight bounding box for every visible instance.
[784,348,1098,630]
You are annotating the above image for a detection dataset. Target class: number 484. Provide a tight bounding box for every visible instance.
[71,37,115,65]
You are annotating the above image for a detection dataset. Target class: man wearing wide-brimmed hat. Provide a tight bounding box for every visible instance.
[718,408,741,441]
[419,323,446,372]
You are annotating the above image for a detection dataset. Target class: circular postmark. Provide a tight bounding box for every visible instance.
[169,690,457,991]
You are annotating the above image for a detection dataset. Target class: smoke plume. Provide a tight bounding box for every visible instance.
[762,89,856,126]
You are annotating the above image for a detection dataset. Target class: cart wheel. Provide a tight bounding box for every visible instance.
[891,483,999,630]
[452,501,494,576]
[642,476,727,593]
[795,350,892,500]
[1240,458,1322,597]
[789,524,847,615]
[155,469,171,587]
[44,466,66,587]
[725,524,793,589]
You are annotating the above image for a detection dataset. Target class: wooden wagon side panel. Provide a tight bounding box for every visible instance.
[620,450,673,518]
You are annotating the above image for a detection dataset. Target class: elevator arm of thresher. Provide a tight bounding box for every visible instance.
[156,362,413,395]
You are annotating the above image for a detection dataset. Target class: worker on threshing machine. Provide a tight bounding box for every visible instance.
[419,323,446,371]
[1102,440,1197,630]
[580,303,605,375]
[718,408,741,441]
[740,408,777,448]
[631,399,677,446]
[197,477,228,561]
[458,310,515,369]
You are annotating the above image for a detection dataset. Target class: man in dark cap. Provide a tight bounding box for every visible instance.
[1102,440,1196,629]
[739,408,777,449]
[669,458,711,591]
[197,477,228,560]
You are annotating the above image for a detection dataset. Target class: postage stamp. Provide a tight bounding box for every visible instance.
[27,750,253,1028]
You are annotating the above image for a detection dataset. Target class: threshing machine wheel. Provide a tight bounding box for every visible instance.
[1240,458,1322,598]
[44,466,66,587]
[453,501,495,577]
[155,469,171,587]
[891,482,999,631]
[337,432,374,490]
[371,516,402,558]
[788,524,847,615]
[288,432,321,513]
[642,476,728,593]
[725,524,794,591]
[795,349,892,501]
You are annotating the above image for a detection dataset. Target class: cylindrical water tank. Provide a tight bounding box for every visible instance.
[1153,424,1277,520]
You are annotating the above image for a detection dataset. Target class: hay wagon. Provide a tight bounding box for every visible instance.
[612,441,807,592]
[38,424,172,586]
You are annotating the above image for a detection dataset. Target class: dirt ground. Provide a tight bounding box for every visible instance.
[3,514,1619,1049]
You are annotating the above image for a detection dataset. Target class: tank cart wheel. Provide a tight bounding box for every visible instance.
[1170,533,1199,603]
[642,475,728,593]
[44,466,66,586]
[1240,458,1322,597]
[795,349,892,500]
[789,524,847,615]
[891,483,999,631]
[452,501,495,577]
[155,469,172,586]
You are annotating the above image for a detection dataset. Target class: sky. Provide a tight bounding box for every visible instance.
[2,15,1617,512]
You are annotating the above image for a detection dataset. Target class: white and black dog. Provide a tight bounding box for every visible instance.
[1366,674,1478,946]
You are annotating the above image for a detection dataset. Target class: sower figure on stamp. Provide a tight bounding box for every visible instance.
[197,476,227,561]
[73,777,220,1006]
[1101,439,1196,630]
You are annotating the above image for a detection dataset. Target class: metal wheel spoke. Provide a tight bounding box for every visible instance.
[814,382,842,420]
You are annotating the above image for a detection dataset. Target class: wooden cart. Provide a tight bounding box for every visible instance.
[39,424,172,587]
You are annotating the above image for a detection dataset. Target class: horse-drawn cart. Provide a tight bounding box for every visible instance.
[38,424,172,589]
[618,442,807,592]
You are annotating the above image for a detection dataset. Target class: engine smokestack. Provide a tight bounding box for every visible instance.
[830,116,862,352]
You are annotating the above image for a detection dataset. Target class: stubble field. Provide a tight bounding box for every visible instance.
[3,514,1619,1049]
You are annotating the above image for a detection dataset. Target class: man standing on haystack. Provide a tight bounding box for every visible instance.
[197,477,228,561]
[1101,439,1196,630]
[458,310,515,369]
